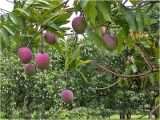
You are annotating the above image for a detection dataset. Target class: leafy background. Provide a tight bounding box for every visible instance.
[0,0,159,119]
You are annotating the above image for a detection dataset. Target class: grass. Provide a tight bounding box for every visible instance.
[0,109,152,120]
[110,114,148,120]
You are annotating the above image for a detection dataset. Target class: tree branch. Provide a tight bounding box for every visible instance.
[94,62,160,78]
[137,46,153,70]
[122,0,129,5]
[0,8,10,13]
[89,78,122,91]
[90,60,159,90]
[26,27,45,47]
[122,0,159,10]
[148,104,160,119]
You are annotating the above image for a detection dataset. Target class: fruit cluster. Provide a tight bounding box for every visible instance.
[17,16,117,103]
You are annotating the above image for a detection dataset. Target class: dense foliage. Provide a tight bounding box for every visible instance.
[0,0,159,119]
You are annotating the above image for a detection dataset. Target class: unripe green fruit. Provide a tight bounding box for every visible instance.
[102,33,117,51]
[72,16,87,34]
[44,32,57,45]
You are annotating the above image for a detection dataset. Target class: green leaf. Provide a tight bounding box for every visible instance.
[0,28,10,47]
[2,25,15,36]
[75,68,87,82]
[155,72,159,82]
[86,30,106,50]
[36,0,51,6]
[97,1,111,22]
[43,11,64,25]
[53,42,64,56]
[84,1,97,25]
[155,47,160,65]
[76,60,92,67]
[80,0,89,8]
[130,0,139,5]
[155,96,160,105]
[118,78,123,87]
[48,24,64,32]
[140,41,151,48]
[81,60,92,64]
[136,11,144,31]
[8,13,19,26]
[120,7,137,31]
[124,78,129,87]
[15,8,31,17]
[32,0,52,10]
[131,64,138,73]
[124,34,132,49]
[149,73,156,84]
[64,42,72,70]
[115,90,123,98]
[143,14,157,26]
[70,45,81,63]
[65,56,70,70]
[53,12,71,25]
[116,30,123,53]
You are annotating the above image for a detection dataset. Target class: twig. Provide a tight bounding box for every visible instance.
[137,115,147,119]
[6,0,33,6]
[65,33,75,36]
[26,27,45,47]
[64,7,75,12]
[88,21,111,30]
[0,8,10,13]
[122,0,128,5]
[6,0,15,4]
[137,46,153,70]
[94,62,160,78]
[123,1,159,10]
[52,0,70,11]
[89,78,122,90]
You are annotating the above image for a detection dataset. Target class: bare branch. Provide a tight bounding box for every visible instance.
[0,8,10,13]
[90,60,159,90]
[148,104,160,119]
[89,78,122,91]
[122,0,159,10]
[94,62,160,78]
[122,0,129,5]
[137,46,153,70]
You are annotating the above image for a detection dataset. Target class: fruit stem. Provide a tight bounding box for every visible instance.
[40,28,44,53]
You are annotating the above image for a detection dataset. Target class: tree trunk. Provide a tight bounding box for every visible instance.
[148,104,154,119]
[126,111,131,120]
[120,112,125,120]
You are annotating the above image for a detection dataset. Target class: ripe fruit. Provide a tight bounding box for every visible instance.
[44,32,57,45]
[61,89,74,103]
[102,33,117,51]
[72,16,87,34]
[24,64,36,76]
[18,47,32,64]
[35,52,50,69]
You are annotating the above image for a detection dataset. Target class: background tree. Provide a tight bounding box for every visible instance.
[0,0,159,119]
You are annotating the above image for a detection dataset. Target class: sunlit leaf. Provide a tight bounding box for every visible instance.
[2,25,15,36]
[97,1,111,22]
[120,7,137,31]
[136,11,144,31]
